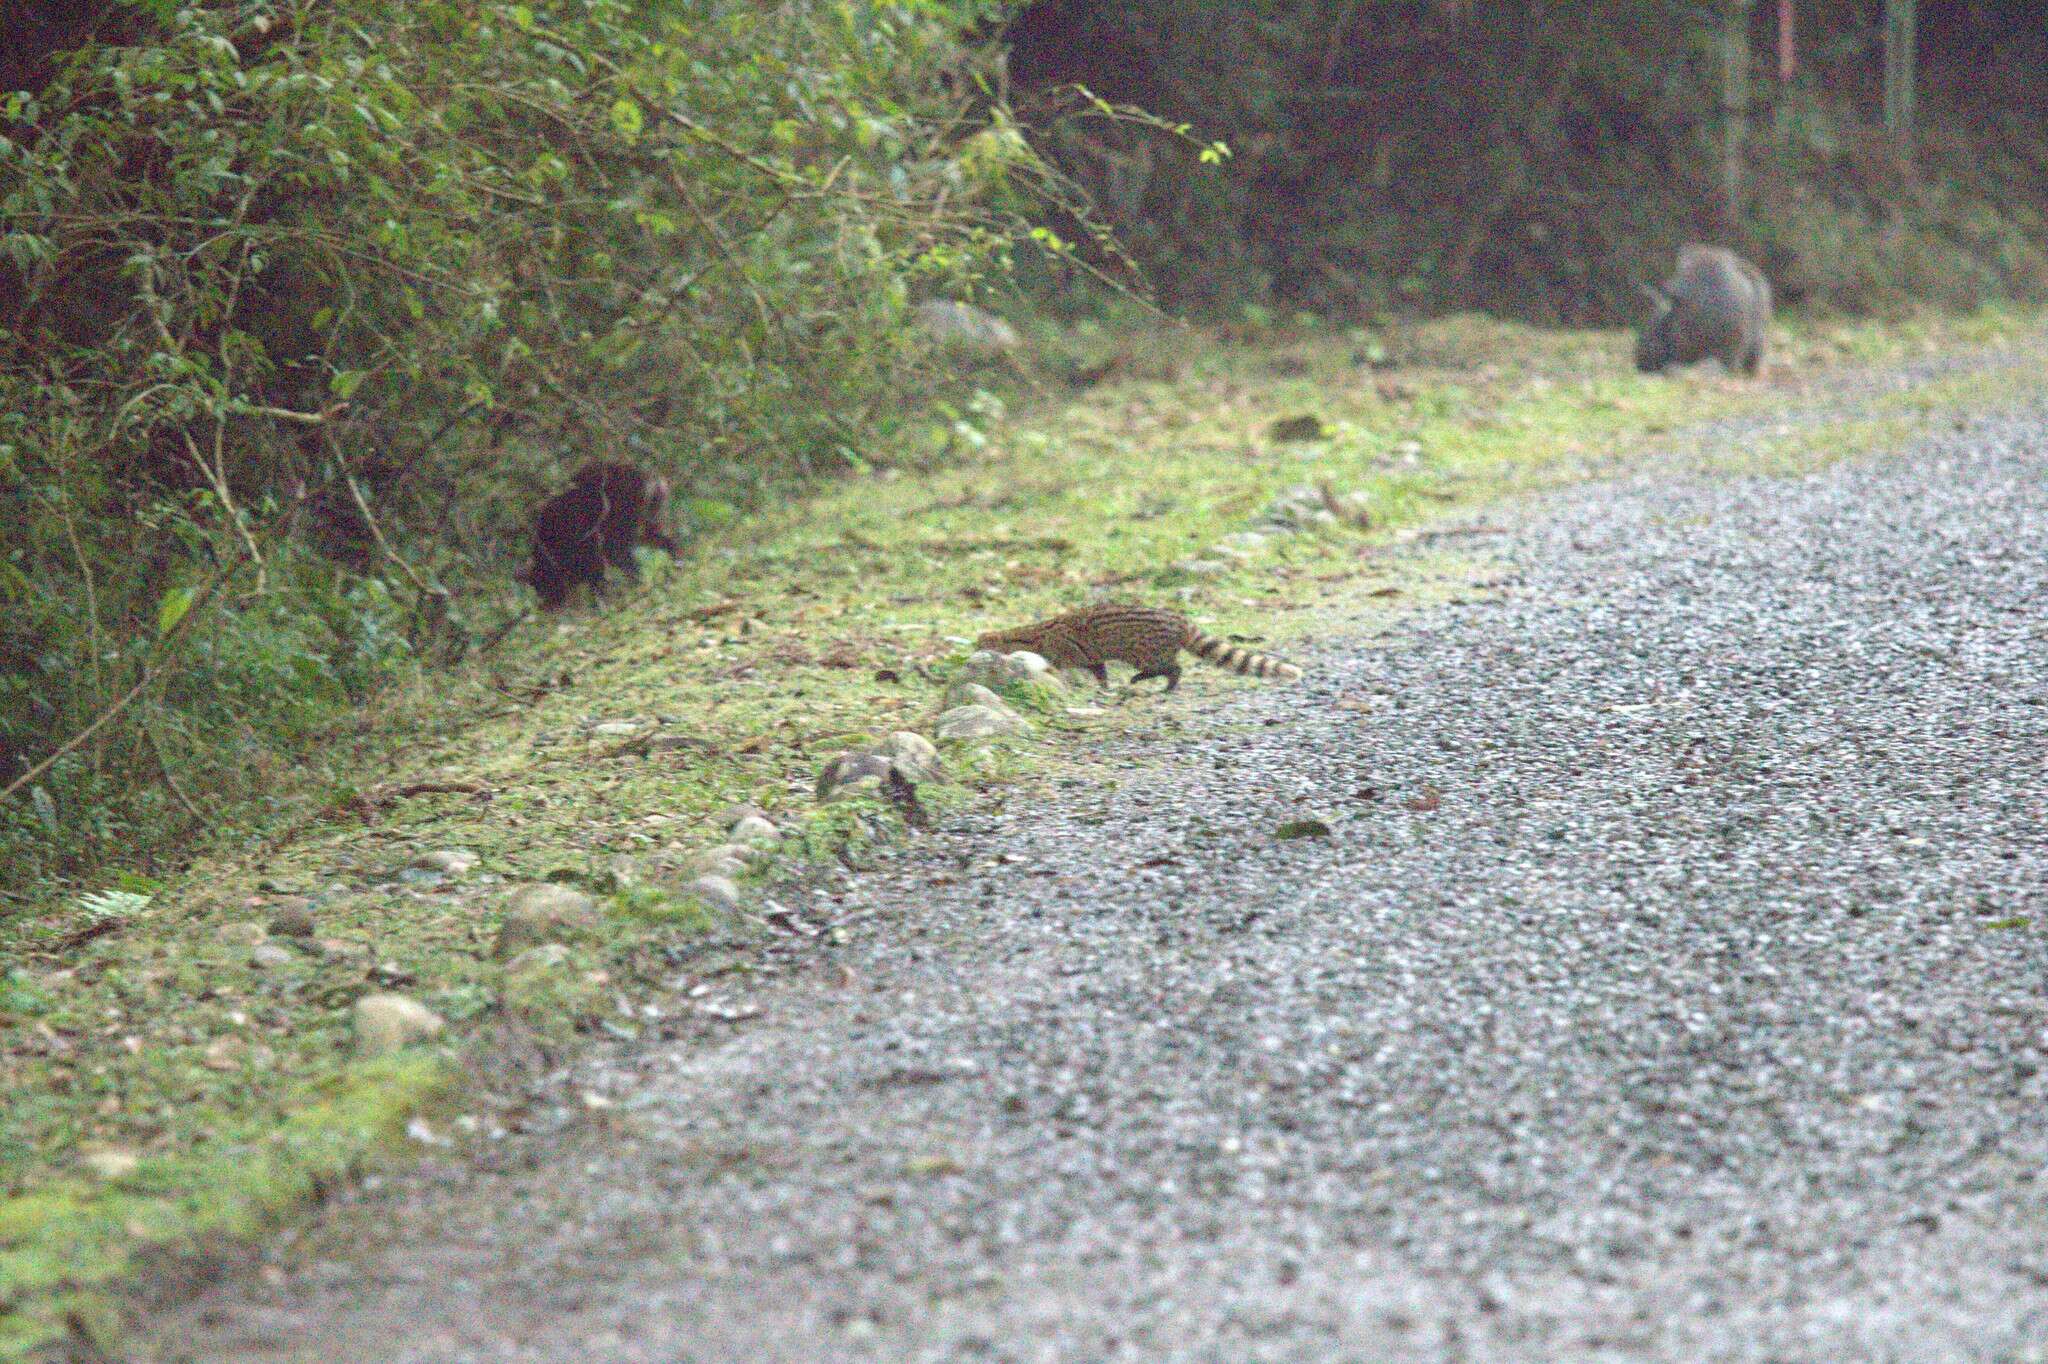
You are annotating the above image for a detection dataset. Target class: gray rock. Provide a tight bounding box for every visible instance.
[687,844,758,879]
[817,751,896,802]
[935,704,1033,742]
[412,849,478,876]
[505,943,573,973]
[250,943,296,971]
[714,803,767,828]
[730,814,780,846]
[688,875,742,911]
[943,681,1018,712]
[216,921,268,949]
[871,731,942,782]
[592,721,643,737]
[494,884,602,959]
[352,994,446,1057]
[913,299,1021,357]
[1170,557,1232,578]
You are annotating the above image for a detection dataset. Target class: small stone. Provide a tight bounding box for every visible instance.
[1219,531,1269,552]
[250,943,295,970]
[80,1149,141,1180]
[592,721,642,737]
[817,751,896,802]
[731,814,780,846]
[216,921,268,949]
[944,681,1017,712]
[267,902,317,939]
[688,843,760,877]
[954,650,1019,690]
[494,884,602,959]
[316,938,370,964]
[353,994,447,1057]
[1170,557,1231,578]
[714,803,767,828]
[913,299,1021,357]
[936,705,1032,742]
[872,731,941,782]
[688,875,742,911]
[1001,651,1059,685]
[203,1035,274,1071]
[412,849,478,876]
[506,943,572,972]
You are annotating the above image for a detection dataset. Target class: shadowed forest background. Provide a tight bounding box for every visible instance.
[3,0,2046,898]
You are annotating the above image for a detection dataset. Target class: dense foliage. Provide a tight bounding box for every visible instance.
[0,0,1058,894]
[1006,0,2048,320]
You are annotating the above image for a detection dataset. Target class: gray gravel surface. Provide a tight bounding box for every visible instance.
[151,403,2048,1363]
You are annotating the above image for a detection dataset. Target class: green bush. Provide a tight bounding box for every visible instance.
[0,0,1053,896]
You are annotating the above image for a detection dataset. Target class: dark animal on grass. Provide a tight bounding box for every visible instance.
[518,461,678,610]
[1635,245,1772,377]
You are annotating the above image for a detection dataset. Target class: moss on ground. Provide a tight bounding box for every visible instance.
[3,307,2044,1359]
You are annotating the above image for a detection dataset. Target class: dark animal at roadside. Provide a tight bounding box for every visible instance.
[977,604,1302,692]
[1636,245,1772,377]
[517,461,678,610]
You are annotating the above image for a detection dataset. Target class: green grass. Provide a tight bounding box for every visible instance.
[3,305,2044,1359]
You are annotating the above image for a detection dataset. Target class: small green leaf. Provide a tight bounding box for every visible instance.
[609,99,644,139]
[330,369,368,399]
[509,4,534,29]
[156,585,196,638]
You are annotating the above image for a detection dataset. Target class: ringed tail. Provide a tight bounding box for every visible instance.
[1186,630,1303,682]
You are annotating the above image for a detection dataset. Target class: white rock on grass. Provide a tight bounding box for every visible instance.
[353,994,447,1057]
[250,943,295,971]
[955,649,1063,691]
[412,849,478,876]
[80,1149,142,1180]
[689,875,742,911]
[494,884,601,959]
[730,814,780,846]
[936,704,1032,743]
[1171,557,1231,578]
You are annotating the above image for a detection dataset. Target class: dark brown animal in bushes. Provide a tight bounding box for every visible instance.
[976,604,1302,692]
[518,461,678,610]
[1635,245,1772,377]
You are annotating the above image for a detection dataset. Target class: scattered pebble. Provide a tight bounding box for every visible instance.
[250,943,296,970]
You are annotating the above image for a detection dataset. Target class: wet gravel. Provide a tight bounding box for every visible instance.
[153,403,2048,1363]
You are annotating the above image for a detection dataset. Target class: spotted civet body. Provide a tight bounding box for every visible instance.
[976,605,1302,691]
[519,461,678,610]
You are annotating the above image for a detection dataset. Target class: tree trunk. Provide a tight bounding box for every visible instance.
[1720,0,1752,231]
[1883,0,1917,152]
[1777,0,1795,82]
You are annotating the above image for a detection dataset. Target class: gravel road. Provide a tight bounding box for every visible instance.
[150,398,2048,1363]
